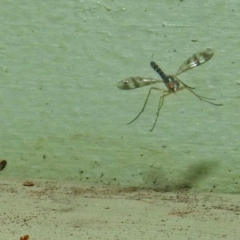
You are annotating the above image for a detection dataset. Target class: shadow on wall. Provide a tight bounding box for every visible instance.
[142,161,219,192]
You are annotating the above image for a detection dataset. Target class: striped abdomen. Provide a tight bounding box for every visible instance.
[150,61,168,81]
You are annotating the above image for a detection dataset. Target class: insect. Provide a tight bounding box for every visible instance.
[117,48,222,131]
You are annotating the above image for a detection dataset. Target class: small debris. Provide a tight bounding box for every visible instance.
[23,181,34,187]
[20,235,29,240]
[0,160,7,171]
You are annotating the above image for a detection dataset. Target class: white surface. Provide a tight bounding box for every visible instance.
[1,178,240,240]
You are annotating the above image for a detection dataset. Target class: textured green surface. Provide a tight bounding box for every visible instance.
[0,1,239,193]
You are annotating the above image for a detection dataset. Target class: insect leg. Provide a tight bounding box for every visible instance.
[149,90,170,132]
[175,77,195,89]
[127,87,166,125]
[186,88,222,106]
[176,77,223,106]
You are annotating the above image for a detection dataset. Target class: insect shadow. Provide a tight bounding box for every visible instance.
[142,161,218,192]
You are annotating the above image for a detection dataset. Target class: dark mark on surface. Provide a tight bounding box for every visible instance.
[23,181,34,187]
[0,160,7,171]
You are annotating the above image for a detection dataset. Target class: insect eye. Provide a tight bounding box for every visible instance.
[168,82,174,90]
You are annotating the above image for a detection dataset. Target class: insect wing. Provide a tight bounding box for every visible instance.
[117,77,161,90]
[176,48,214,75]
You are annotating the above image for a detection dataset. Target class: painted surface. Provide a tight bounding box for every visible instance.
[0,1,239,193]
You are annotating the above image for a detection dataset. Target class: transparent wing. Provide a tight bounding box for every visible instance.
[176,48,214,76]
[117,77,161,90]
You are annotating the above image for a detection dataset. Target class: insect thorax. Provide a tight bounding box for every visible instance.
[164,75,179,92]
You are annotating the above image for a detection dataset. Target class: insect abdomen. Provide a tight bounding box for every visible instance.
[150,61,167,80]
